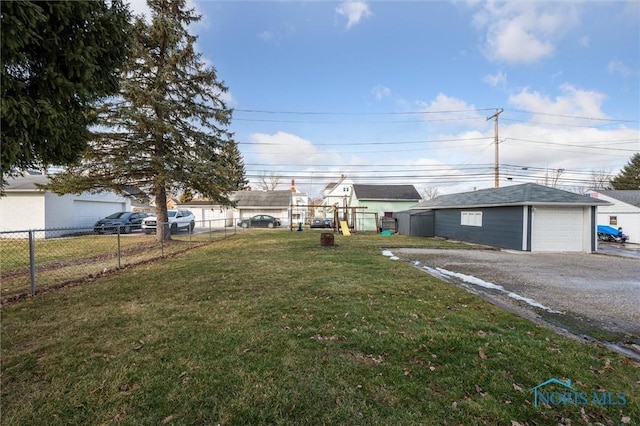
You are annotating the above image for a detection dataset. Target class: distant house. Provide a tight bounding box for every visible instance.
[321,176,355,214]
[410,183,609,252]
[588,190,640,244]
[0,175,131,235]
[231,190,293,225]
[351,184,422,231]
[175,199,234,227]
[320,177,421,231]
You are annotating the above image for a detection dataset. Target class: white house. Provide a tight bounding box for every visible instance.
[0,175,131,235]
[588,190,640,244]
[320,176,421,231]
[321,175,355,215]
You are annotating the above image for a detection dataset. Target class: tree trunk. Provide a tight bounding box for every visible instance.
[154,179,170,242]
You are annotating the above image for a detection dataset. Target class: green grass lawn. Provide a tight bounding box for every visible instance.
[1,231,638,425]
[0,230,233,299]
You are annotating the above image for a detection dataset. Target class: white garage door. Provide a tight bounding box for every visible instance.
[73,200,125,228]
[531,207,585,252]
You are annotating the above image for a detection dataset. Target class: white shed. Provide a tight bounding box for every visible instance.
[0,175,131,233]
[588,190,640,244]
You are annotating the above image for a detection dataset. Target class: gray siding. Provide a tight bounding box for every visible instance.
[394,210,434,237]
[434,206,523,250]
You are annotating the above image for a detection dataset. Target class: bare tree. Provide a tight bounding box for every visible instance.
[589,169,612,190]
[422,186,440,200]
[258,171,281,191]
[537,168,564,188]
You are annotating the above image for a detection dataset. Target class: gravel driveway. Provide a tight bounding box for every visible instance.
[393,247,640,345]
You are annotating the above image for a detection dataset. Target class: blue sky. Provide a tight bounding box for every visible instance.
[131,0,640,197]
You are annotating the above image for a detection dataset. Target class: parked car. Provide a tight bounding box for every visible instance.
[237,215,281,228]
[94,212,148,234]
[142,209,196,234]
[324,218,334,228]
[310,217,328,228]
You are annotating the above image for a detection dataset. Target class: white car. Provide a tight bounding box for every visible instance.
[142,209,196,234]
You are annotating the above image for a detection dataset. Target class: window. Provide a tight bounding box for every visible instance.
[609,216,617,226]
[461,211,482,227]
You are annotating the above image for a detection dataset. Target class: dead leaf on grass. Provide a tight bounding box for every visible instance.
[311,334,347,341]
[512,383,523,392]
[353,353,385,366]
[511,421,523,426]
[621,416,631,424]
[475,384,485,397]
[162,414,174,424]
[478,348,488,360]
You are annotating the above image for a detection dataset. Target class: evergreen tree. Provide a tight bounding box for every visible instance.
[610,153,640,190]
[0,0,132,186]
[220,139,249,191]
[46,0,246,241]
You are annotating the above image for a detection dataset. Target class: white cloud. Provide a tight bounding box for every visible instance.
[608,60,635,77]
[218,90,236,107]
[578,35,590,48]
[249,131,342,166]
[258,31,275,43]
[371,85,391,100]
[336,1,372,29]
[127,0,202,25]
[483,71,507,88]
[415,94,487,131]
[127,0,151,21]
[508,84,608,123]
[472,2,579,64]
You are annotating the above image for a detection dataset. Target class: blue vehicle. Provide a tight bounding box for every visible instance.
[597,225,628,243]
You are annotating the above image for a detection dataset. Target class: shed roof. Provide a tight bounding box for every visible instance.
[353,184,421,201]
[231,190,292,207]
[413,183,609,209]
[594,190,640,208]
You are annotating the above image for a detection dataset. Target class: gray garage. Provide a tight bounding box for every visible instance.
[410,183,609,252]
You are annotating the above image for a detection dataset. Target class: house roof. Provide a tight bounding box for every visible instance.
[3,175,49,191]
[231,190,292,207]
[352,184,421,201]
[593,190,640,208]
[413,183,609,210]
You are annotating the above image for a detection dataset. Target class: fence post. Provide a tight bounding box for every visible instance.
[209,220,212,241]
[29,230,36,296]
[161,226,164,257]
[117,225,122,269]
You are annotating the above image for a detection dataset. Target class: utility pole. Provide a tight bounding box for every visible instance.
[487,108,503,188]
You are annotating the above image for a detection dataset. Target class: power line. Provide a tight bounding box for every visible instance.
[234,108,497,115]
[237,136,492,146]
[506,138,639,152]
[232,107,638,124]
[508,109,638,123]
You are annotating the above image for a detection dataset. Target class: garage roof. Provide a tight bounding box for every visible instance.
[231,190,292,207]
[413,183,610,210]
[594,190,640,208]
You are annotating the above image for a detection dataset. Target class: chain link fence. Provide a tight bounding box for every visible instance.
[0,219,243,303]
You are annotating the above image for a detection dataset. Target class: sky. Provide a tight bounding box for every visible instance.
[129,0,640,198]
